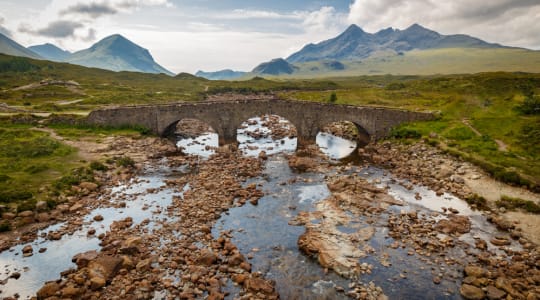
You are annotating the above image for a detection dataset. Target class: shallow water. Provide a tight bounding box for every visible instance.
[0,164,185,299]
[176,133,218,158]
[316,132,357,160]
[213,156,350,299]
[1,122,523,299]
[237,116,297,157]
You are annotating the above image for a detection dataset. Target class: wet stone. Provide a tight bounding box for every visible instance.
[460,283,485,300]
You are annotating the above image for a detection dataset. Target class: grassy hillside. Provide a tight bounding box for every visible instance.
[0,53,538,189]
[287,48,540,78]
[0,54,336,113]
[283,72,540,186]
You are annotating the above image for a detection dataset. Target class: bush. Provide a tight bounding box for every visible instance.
[516,95,540,115]
[496,196,540,214]
[53,167,95,191]
[465,194,489,210]
[385,82,406,90]
[0,190,33,203]
[390,127,421,139]
[328,92,337,103]
[0,222,11,232]
[90,161,108,171]
[116,156,135,168]
[17,200,36,212]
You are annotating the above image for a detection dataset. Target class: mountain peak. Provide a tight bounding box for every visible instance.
[67,34,173,75]
[403,23,438,36]
[340,24,366,37]
[0,32,42,59]
[252,58,295,75]
[28,43,70,62]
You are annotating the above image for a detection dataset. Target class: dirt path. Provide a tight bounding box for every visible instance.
[463,170,540,245]
[462,119,508,152]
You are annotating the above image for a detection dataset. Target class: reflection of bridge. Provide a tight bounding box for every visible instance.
[86,99,434,144]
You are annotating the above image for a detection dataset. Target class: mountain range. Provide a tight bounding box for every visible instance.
[245,23,538,77]
[287,23,506,63]
[195,69,246,80]
[1,23,539,78]
[0,33,172,75]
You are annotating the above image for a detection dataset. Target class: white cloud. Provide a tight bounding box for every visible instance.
[347,0,540,49]
[302,6,346,35]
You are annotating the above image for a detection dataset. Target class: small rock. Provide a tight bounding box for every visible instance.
[18,210,34,218]
[93,215,104,221]
[2,212,15,220]
[197,249,217,266]
[460,284,485,300]
[136,258,152,271]
[490,237,510,246]
[80,181,98,191]
[90,276,106,290]
[37,282,60,298]
[486,285,506,300]
[9,272,21,279]
[464,265,485,278]
[22,245,33,255]
[36,201,48,212]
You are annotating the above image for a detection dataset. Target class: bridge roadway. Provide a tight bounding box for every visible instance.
[86,99,434,144]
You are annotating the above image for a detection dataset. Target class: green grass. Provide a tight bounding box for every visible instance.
[496,195,540,214]
[0,54,338,113]
[285,48,540,78]
[0,124,79,209]
[283,72,540,187]
[0,53,539,191]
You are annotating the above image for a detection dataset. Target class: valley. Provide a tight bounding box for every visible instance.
[0,10,538,299]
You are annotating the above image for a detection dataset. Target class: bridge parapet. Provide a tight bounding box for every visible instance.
[86,99,434,143]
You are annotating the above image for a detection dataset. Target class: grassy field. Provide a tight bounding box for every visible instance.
[0,54,336,113]
[1,53,539,194]
[287,48,540,78]
[0,117,146,212]
[282,73,540,187]
[0,123,77,211]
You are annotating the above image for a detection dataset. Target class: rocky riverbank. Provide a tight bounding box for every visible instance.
[1,130,539,299]
[27,144,282,300]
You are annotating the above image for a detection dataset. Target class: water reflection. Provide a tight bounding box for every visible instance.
[176,133,219,158]
[237,116,297,157]
[0,165,184,299]
[316,132,357,160]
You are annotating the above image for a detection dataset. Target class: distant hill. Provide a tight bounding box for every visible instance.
[287,23,507,63]
[196,69,247,80]
[66,34,173,75]
[0,33,41,59]
[28,43,71,62]
[252,58,296,75]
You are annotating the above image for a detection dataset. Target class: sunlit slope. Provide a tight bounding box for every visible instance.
[286,48,540,78]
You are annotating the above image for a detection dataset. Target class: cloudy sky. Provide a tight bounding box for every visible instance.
[1,0,539,73]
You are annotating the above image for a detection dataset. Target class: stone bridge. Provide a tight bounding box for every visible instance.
[86,99,434,144]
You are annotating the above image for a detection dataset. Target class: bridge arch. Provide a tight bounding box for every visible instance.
[85,99,434,145]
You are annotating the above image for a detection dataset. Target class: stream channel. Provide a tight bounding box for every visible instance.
[0,115,521,299]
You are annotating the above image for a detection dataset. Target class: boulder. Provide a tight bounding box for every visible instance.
[486,285,506,300]
[197,249,217,266]
[460,284,485,300]
[37,282,60,298]
[80,181,98,191]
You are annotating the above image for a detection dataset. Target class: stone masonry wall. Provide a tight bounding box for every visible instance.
[86,99,434,143]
